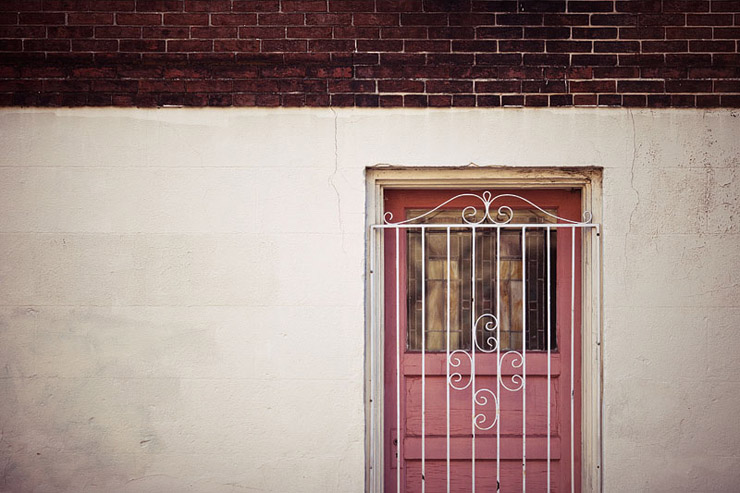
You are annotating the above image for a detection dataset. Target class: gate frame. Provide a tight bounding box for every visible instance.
[364,166,604,492]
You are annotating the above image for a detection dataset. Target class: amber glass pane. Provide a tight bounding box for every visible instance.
[406,209,557,352]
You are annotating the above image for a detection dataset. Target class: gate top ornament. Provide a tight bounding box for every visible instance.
[383,191,593,226]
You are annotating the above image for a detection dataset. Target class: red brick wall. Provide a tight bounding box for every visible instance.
[1,0,739,107]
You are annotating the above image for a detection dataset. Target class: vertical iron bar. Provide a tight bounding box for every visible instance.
[570,227,576,493]
[396,227,401,493]
[421,227,426,493]
[446,227,451,493]
[522,228,527,493]
[496,227,501,492]
[369,227,376,493]
[471,227,476,493]
[547,226,552,492]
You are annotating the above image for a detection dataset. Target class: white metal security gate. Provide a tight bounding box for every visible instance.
[369,190,600,493]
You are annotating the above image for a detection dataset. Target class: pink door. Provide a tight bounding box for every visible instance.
[382,189,583,492]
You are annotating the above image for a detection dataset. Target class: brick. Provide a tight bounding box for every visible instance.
[287,26,332,37]
[500,40,544,52]
[378,79,424,92]
[714,27,740,38]
[666,78,712,91]
[616,0,662,12]
[377,0,423,11]
[355,94,379,107]
[214,39,259,51]
[639,14,687,26]
[598,94,622,105]
[573,93,597,105]
[524,94,548,105]
[543,14,589,25]
[163,13,209,25]
[641,66,687,77]
[519,1,566,12]
[501,94,524,105]
[305,13,351,25]
[593,66,639,77]
[711,1,740,11]
[618,27,665,39]
[476,94,501,105]
[192,27,238,38]
[714,79,740,91]
[713,54,740,66]
[428,27,474,38]
[524,26,571,38]
[47,26,94,38]
[623,94,647,106]
[24,39,71,51]
[211,14,258,26]
[475,53,522,65]
[405,40,451,52]
[353,13,400,26]
[239,26,285,38]
[451,40,497,51]
[570,79,616,92]
[19,12,65,24]
[309,39,355,52]
[571,27,617,39]
[424,0,472,12]
[642,41,688,52]
[100,26,145,38]
[121,39,165,51]
[591,14,638,25]
[428,53,474,66]
[451,94,476,106]
[232,1,279,12]
[618,79,665,92]
[522,53,570,65]
[696,94,720,106]
[666,53,711,65]
[86,0,135,11]
[593,41,640,52]
[425,94,450,106]
[568,1,614,12]
[401,13,448,25]
[618,53,665,66]
[426,80,472,93]
[259,13,304,25]
[328,0,374,11]
[665,27,712,38]
[262,39,307,51]
[477,27,522,38]
[449,14,496,26]
[670,94,696,106]
[571,54,618,65]
[720,94,740,106]
[686,14,733,25]
[496,14,543,25]
[472,1,516,12]
[116,13,162,25]
[546,40,592,52]
[328,79,375,93]
[184,0,229,11]
[135,0,183,12]
[358,39,403,51]
[664,0,710,11]
[549,94,572,105]
[19,66,64,77]
[283,0,327,12]
[476,80,521,92]
[690,40,735,51]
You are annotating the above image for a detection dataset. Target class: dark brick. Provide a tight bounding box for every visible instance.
[572,27,617,39]
[571,54,618,65]
[282,0,327,12]
[570,79,617,92]
[598,93,622,105]
[616,0,662,12]
[546,40,592,52]
[378,79,425,92]
[211,14,258,26]
[594,41,640,52]
[426,79,473,92]
[496,13,543,25]
[618,27,665,39]
[524,26,571,38]
[476,27,523,38]
[568,1,614,12]
[451,40,497,51]
[618,79,665,92]
[549,93,572,105]
[623,94,647,106]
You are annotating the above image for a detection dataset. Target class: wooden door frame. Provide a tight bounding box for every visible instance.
[365,166,604,493]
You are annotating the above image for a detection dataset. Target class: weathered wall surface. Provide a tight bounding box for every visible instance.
[0,108,738,492]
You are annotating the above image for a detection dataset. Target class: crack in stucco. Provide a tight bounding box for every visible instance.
[627,108,640,236]
[328,108,345,245]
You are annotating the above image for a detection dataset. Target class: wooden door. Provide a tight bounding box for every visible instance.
[382,189,583,492]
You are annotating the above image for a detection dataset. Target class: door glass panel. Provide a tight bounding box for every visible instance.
[406,208,558,352]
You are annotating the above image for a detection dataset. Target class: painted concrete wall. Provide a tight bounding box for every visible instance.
[0,108,738,492]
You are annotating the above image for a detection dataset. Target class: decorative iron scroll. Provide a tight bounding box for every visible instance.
[383,191,593,225]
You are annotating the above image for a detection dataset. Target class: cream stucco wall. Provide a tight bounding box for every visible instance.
[0,108,738,492]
